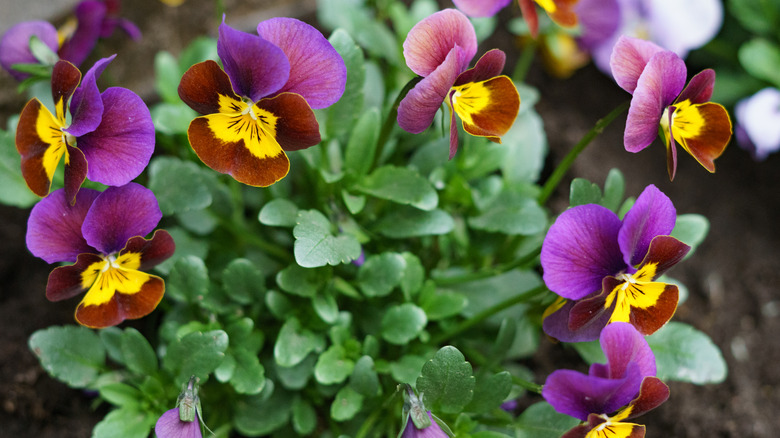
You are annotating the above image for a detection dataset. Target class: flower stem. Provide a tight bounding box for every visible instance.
[430,284,548,345]
[513,39,537,83]
[373,77,422,170]
[432,246,541,286]
[512,375,544,394]
[537,100,630,205]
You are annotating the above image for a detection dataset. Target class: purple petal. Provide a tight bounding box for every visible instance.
[68,55,116,137]
[217,21,290,102]
[452,0,511,17]
[618,184,676,267]
[542,297,610,343]
[101,17,142,40]
[0,21,59,81]
[735,88,780,160]
[257,18,346,109]
[403,9,477,77]
[397,47,462,134]
[575,0,621,50]
[542,366,641,421]
[155,408,203,438]
[599,322,656,379]
[77,86,155,186]
[676,68,715,104]
[449,100,459,159]
[623,51,686,152]
[58,0,107,67]
[401,412,447,438]
[82,183,162,255]
[26,188,100,264]
[609,35,666,94]
[541,204,625,300]
[646,0,723,57]
[453,49,506,86]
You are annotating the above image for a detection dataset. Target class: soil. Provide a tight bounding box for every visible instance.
[2,1,779,437]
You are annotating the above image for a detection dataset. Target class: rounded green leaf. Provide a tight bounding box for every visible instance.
[120,328,158,376]
[350,355,380,396]
[148,157,212,216]
[358,252,406,297]
[274,318,325,368]
[292,397,317,435]
[315,345,355,385]
[163,330,229,382]
[355,166,438,210]
[293,210,361,268]
[416,346,475,414]
[230,349,266,395]
[468,191,547,235]
[647,322,727,384]
[259,198,300,227]
[167,255,209,304]
[381,303,427,345]
[222,258,265,304]
[330,385,364,421]
[390,355,427,384]
[375,207,455,238]
[515,402,580,438]
[29,326,105,388]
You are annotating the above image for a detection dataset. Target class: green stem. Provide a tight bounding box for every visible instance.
[430,284,548,345]
[512,375,543,394]
[512,39,537,83]
[373,77,422,170]
[538,100,630,205]
[432,246,541,286]
[355,408,383,438]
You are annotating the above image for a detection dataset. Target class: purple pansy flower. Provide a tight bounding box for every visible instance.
[401,411,448,438]
[397,9,520,159]
[177,18,346,187]
[611,35,731,180]
[156,377,204,438]
[735,88,780,161]
[541,184,690,342]
[15,56,155,203]
[26,183,174,328]
[543,323,669,438]
[0,21,59,81]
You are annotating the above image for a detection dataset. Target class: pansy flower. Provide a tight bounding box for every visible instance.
[610,35,731,180]
[399,385,449,438]
[397,9,520,159]
[178,18,346,187]
[156,377,206,438]
[15,56,155,202]
[26,183,175,328]
[541,184,690,342]
[735,88,780,161]
[543,323,669,438]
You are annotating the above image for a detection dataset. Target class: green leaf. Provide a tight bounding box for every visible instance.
[344,107,380,179]
[464,371,512,414]
[120,328,158,376]
[381,303,428,345]
[235,384,293,436]
[98,382,143,408]
[416,346,475,414]
[342,190,367,214]
[326,29,366,141]
[350,355,380,396]
[276,264,325,297]
[275,354,317,390]
[358,252,406,297]
[400,252,425,298]
[292,397,317,435]
[148,157,212,215]
[728,0,780,36]
[167,255,209,303]
[468,190,547,235]
[92,407,156,438]
[647,321,727,384]
[258,198,300,227]
[515,402,580,438]
[330,385,364,421]
[315,345,355,385]
[99,327,125,364]
[163,330,229,382]
[390,354,427,384]
[230,348,266,395]
[569,178,602,207]
[355,165,438,210]
[739,38,780,88]
[375,206,455,238]
[178,36,218,70]
[274,318,325,368]
[154,226,208,275]
[151,102,198,135]
[0,128,39,208]
[293,209,361,267]
[501,84,546,185]
[419,291,468,320]
[29,326,105,388]
[222,258,265,304]
[312,288,339,323]
[602,168,625,212]
[672,214,709,257]
[154,51,181,104]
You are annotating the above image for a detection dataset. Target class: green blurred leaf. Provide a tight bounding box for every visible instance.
[419,290,467,321]
[342,190,367,214]
[381,303,428,345]
[602,168,625,212]
[515,402,580,438]
[330,385,364,421]
[276,264,325,297]
[318,0,401,65]
[390,354,427,384]
[647,321,727,384]
[344,107,380,179]
[163,330,229,382]
[327,29,366,141]
[222,258,265,304]
[313,288,339,324]
[99,327,124,364]
[151,102,198,135]
[120,328,158,376]
[98,382,143,408]
[154,51,182,103]
[292,397,317,435]
[464,371,512,414]
[468,190,547,235]
[178,36,218,70]
[350,355,380,396]
[275,354,317,390]
[416,346,475,414]
[359,252,406,297]
[728,0,780,36]
[154,227,208,275]
[29,326,105,388]
[569,178,602,207]
[672,214,709,257]
[259,198,300,227]
[148,157,212,215]
[315,345,355,385]
[0,128,39,207]
[501,84,546,185]
[356,165,438,210]
[234,384,293,436]
[167,255,209,303]
[739,38,780,88]
[230,349,266,395]
[274,318,325,368]
[293,209,362,267]
[375,206,455,238]
[92,407,155,438]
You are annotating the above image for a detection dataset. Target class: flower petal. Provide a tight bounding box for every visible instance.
[179,60,242,115]
[454,49,506,86]
[609,35,666,94]
[26,188,100,264]
[254,93,321,151]
[646,0,723,57]
[735,87,780,160]
[617,184,676,267]
[15,99,65,197]
[77,87,155,186]
[575,0,620,50]
[541,204,625,300]
[518,0,540,37]
[398,47,462,134]
[63,144,88,204]
[217,21,290,101]
[543,296,611,342]
[257,18,346,109]
[75,268,165,328]
[403,9,476,77]
[547,0,580,28]
[67,55,116,137]
[676,68,715,104]
[155,408,203,438]
[623,377,669,420]
[599,322,656,380]
[624,51,686,152]
[451,75,519,143]
[672,101,732,172]
[452,0,511,17]
[0,21,59,80]
[46,253,103,301]
[81,183,162,255]
[124,230,176,271]
[58,0,107,67]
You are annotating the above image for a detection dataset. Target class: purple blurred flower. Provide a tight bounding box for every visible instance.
[610,35,731,180]
[15,56,154,202]
[156,377,204,438]
[735,88,780,161]
[541,184,689,342]
[401,411,448,438]
[397,9,519,158]
[178,18,345,187]
[0,21,59,80]
[26,183,174,328]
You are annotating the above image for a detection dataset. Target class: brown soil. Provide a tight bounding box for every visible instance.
[2,1,779,437]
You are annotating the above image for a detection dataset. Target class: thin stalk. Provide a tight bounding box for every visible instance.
[512,39,537,83]
[538,100,630,205]
[512,375,543,394]
[430,284,548,345]
[432,246,541,286]
[373,77,422,170]
[355,408,383,438]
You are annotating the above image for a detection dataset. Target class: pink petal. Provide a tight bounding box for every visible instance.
[403,9,476,77]
[609,35,666,94]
